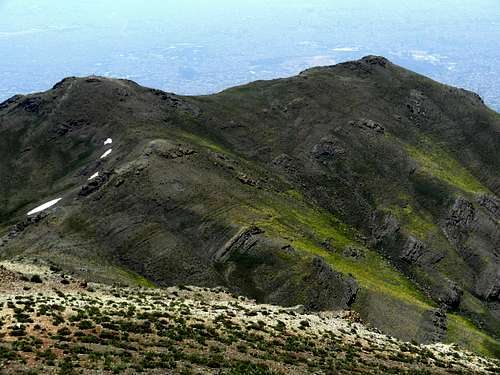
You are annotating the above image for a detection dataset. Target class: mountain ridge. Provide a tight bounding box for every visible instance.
[0,56,499,358]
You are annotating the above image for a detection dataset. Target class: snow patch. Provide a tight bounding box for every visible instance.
[104,138,112,145]
[100,149,112,159]
[27,198,62,216]
[88,172,99,180]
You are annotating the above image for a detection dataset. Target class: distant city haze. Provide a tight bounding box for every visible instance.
[1,0,499,110]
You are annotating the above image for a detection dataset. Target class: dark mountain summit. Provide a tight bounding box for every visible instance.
[0,56,499,357]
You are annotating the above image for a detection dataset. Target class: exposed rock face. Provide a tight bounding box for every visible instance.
[214,229,359,311]
[433,279,463,309]
[305,256,359,310]
[321,238,336,253]
[418,307,448,344]
[444,197,476,246]
[79,171,112,197]
[361,55,390,67]
[213,226,264,262]
[237,174,259,187]
[0,94,23,111]
[477,193,500,219]
[335,55,390,73]
[401,236,426,263]
[443,196,500,303]
[401,236,444,266]
[476,266,500,301]
[370,211,401,247]
[53,119,90,137]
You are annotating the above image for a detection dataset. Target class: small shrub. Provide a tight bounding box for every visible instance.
[78,320,95,330]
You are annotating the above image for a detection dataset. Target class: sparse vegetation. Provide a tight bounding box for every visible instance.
[0,261,497,374]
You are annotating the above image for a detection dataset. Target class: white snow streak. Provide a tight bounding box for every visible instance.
[25,137,115,217]
[100,149,112,159]
[27,198,62,216]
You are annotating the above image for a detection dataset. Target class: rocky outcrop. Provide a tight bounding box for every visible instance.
[3,213,47,240]
[477,193,500,220]
[418,307,447,344]
[144,140,197,160]
[213,226,264,262]
[432,279,463,309]
[18,96,45,113]
[304,256,359,311]
[475,265,500,301]
[400,236,444,266]
[79,171,112,197]
[444,197,500,303]
[0,94,23,111]
[52,119,90,137]
[370,211,401,247]
[0,213,48,248]
[444,197,475,246]
[321,239,336,253]
[361,55,390,67]
[271,153,300,176]
[349,119,385,134]
[150,89,201,117]
[215,232,359,312]
[311,136,345,159]
[401,236,426,263]
[237,174,259,187]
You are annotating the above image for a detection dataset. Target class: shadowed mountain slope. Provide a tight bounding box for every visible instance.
[0,56,499,357]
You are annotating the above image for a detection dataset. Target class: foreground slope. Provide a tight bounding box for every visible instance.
[0,56,499,357]
[0,260,498,374]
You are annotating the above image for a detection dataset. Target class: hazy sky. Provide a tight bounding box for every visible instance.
[1,0,499,109]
